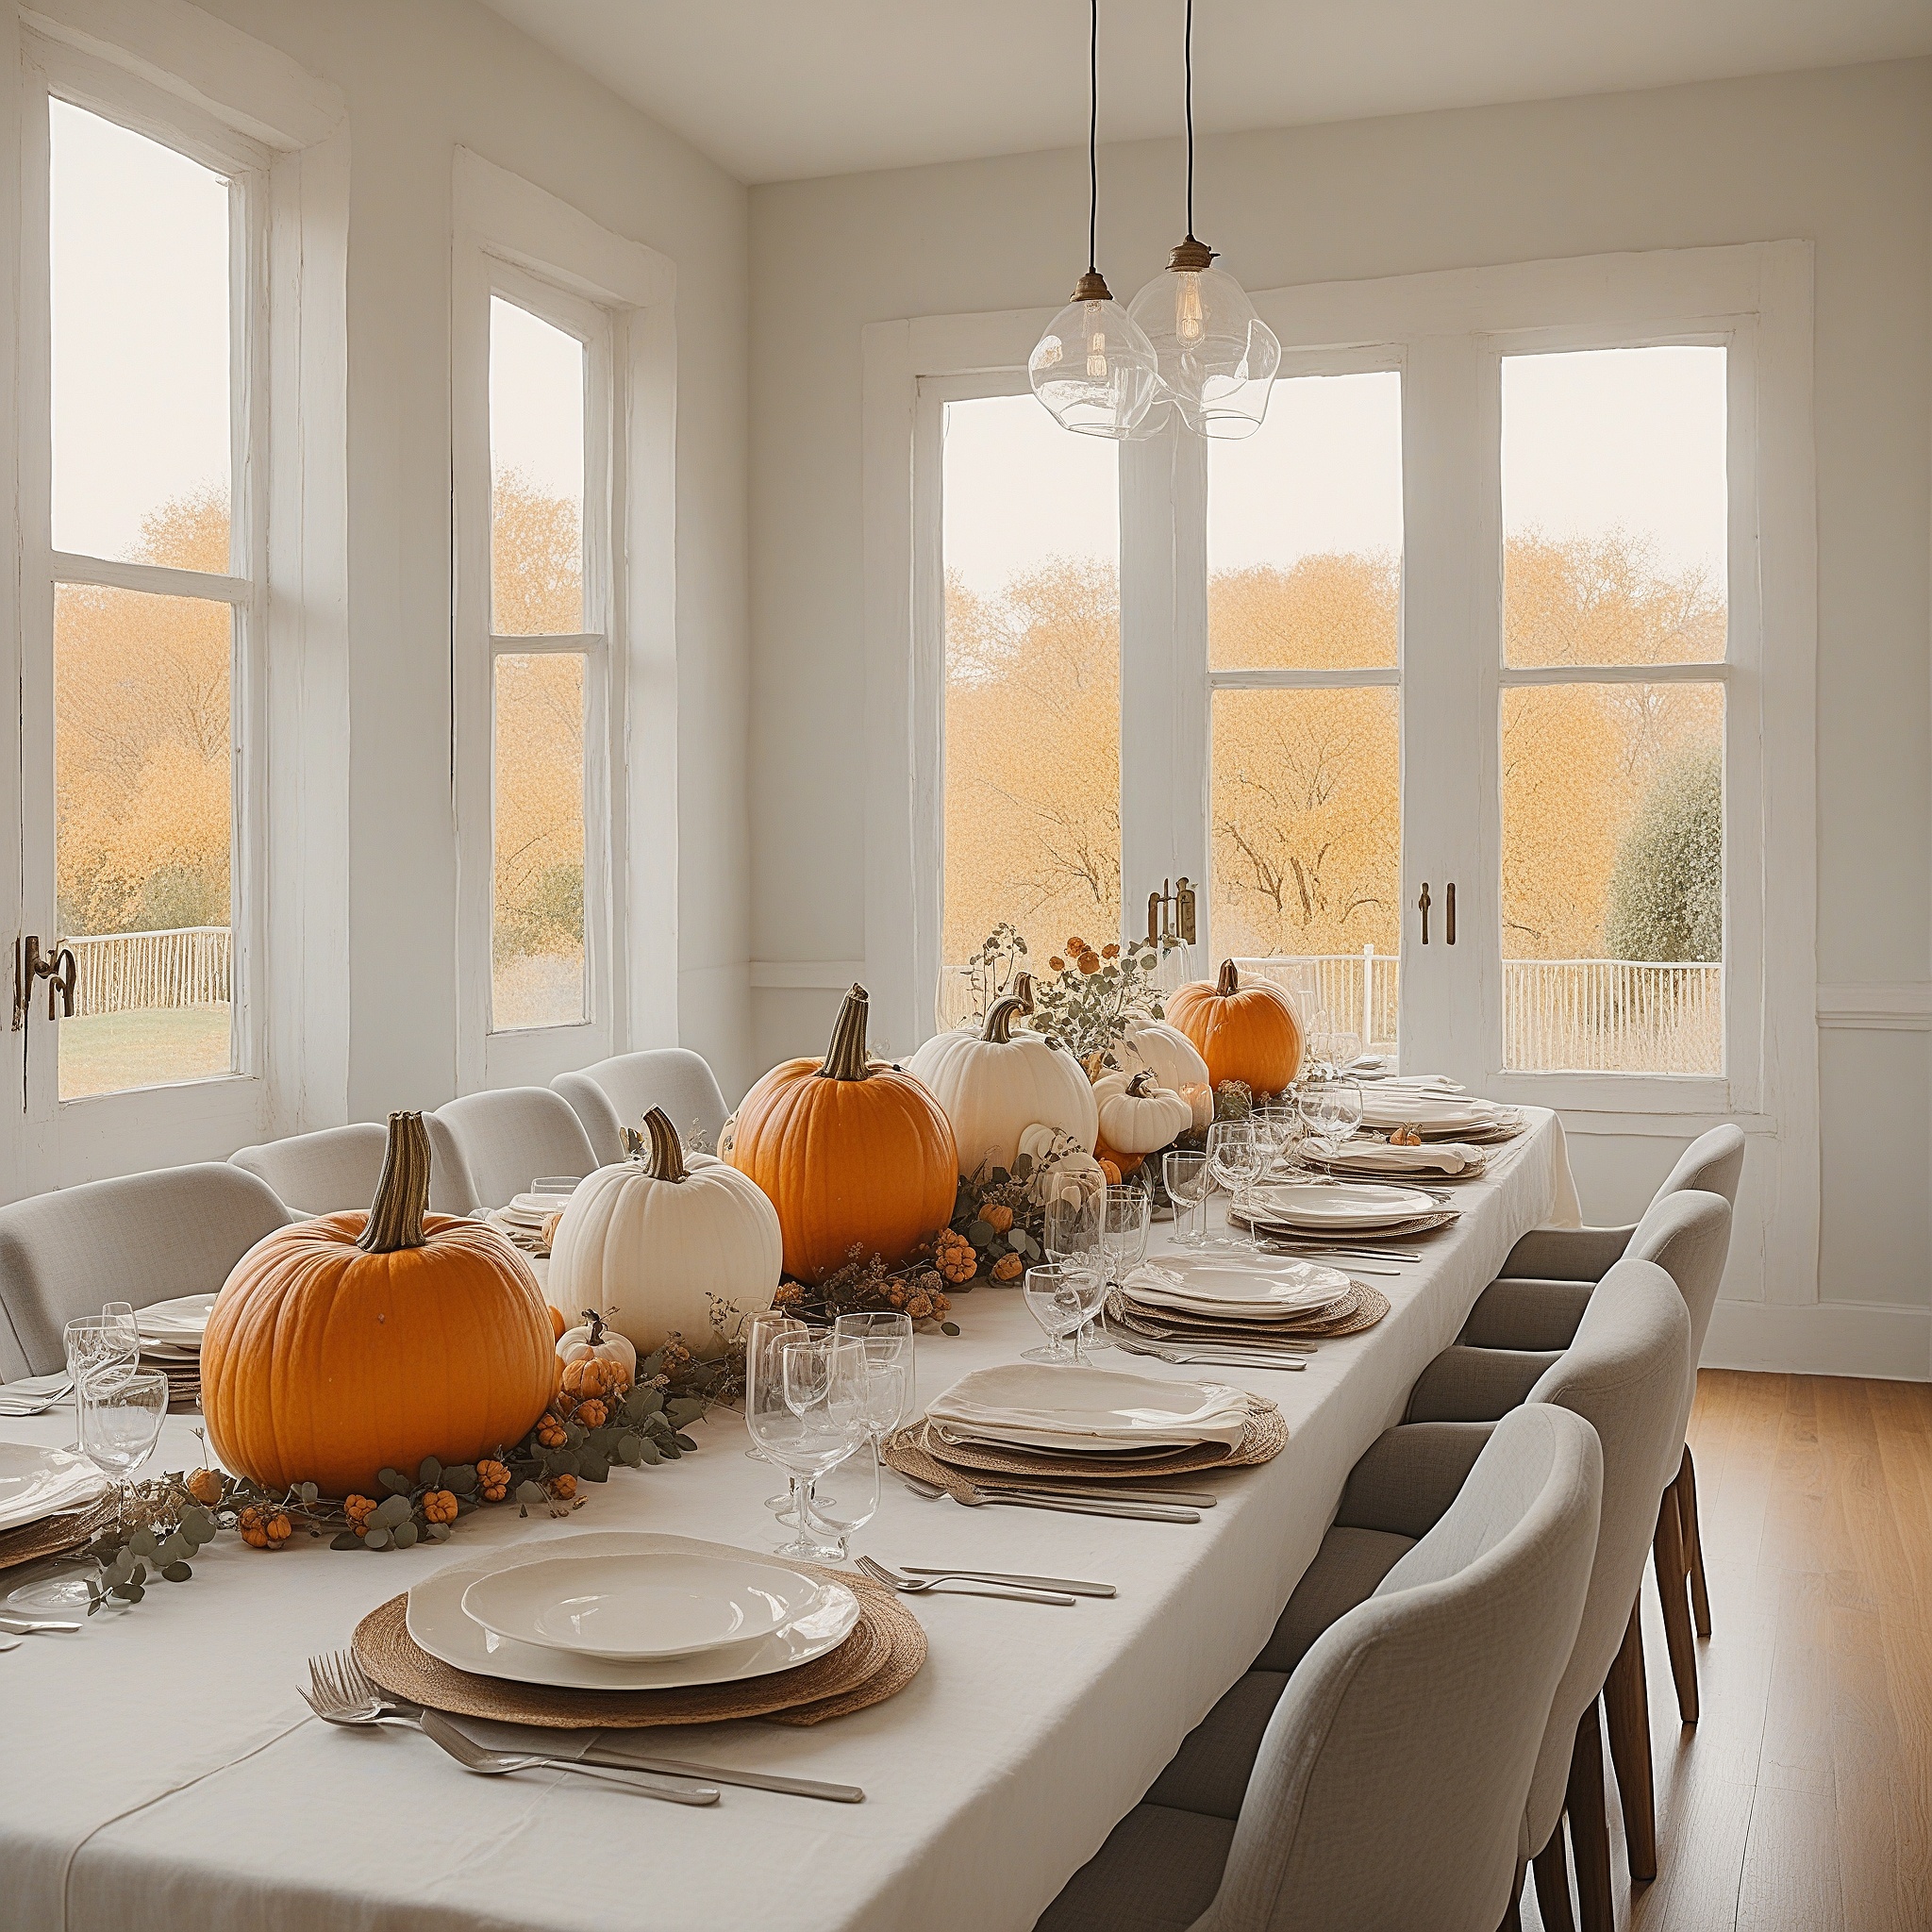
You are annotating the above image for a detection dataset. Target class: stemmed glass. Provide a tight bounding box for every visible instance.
[1299,1072,1365,1160]
[1207,1120,1265,1250]
[1089,1185,1151,1355]
[744,1320,868,1559]
[832,1311,917,1441]
[1163,1150,1212,1248]
[1021,1263,1092,1364]
[1043,1191,1101,1274]
[63,1310,140,1454]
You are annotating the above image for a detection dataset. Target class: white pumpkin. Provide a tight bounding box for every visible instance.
[1015,1124,1107,1208]
[1092,1069,1194,1155]
[556,1308,638,1391]
[549,1108,781,1358]
[905,994,1098,1172]
[1116,1016,1210,1091]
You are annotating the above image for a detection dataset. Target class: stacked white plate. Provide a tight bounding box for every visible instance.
[925,1362,1252,1457]
[408,1531,860,1691]
[1314,1140,1488,1180]
[0,1442,108,1531]
[135,1292,215,1363]
[497,1187,579,1231]
[1245,1180,1445,1235]
[1356,1090,1520,1141]
[1125,1256,1354,1324]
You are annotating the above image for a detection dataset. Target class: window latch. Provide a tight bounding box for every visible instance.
[1416,882,1431,945]
[14,935,75,1029]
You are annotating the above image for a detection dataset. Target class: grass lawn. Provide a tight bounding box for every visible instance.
[59,1006,233,1099]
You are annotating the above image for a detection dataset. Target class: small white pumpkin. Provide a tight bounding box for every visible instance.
[548,1108,782,1358]
[905,994,1098,1172]
[1115,1016,1211,1092]
[1015,1124,1107,1208]
[1092,1069,1194,1155]
[556,1307,638,1396]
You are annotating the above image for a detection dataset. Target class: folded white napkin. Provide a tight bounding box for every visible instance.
[927,1364,1253,1451]
[1324,1141,1484,1175]
[0,1371,74,1415]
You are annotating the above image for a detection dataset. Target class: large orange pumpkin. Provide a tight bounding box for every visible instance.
[201,1112,558,1497]
[1166,959,1305,1092]
[727,984,958,1282]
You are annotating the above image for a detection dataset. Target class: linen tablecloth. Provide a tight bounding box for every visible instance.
[0,1111,1572,1932]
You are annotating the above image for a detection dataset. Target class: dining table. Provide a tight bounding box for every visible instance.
[0,1108,1576,1932]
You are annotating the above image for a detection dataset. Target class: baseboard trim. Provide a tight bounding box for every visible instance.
[1704,1298,1931,1381]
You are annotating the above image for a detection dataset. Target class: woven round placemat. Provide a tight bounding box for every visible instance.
[351,1570,924,1730]
[0,1493,118,1574]
[1112,1279,1391,1343]
[894,1396,1287,1488]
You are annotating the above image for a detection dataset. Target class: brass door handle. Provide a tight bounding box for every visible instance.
[1417,883,1431,945]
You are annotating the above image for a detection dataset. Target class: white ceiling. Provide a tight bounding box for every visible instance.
[477,0,1932,185]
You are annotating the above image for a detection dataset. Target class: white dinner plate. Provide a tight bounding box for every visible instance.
[408,1532,860,1690]
[509,1191,576,1218]
[0,1441,108,1530]
[1125,1259,1350,1315]
[1246,1181,1440,1230]
[138,1341,202,1362]
[926,1363,1251,1452]
[135,1292,216,1341]
[460,1548,821,1662]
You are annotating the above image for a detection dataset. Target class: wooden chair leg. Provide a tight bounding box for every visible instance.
[1496,1854,1526,1931]
[1565,1700,1615,1932]
[1532,1825,1577,1932]
[1602,1599,1658,1881]
[1679,1443,1711,1638]
[1652,1487,1700,1724]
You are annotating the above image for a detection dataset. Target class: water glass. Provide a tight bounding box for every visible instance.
[1163,1150,1212,1247]
[1299,1073,1365,1158]
[758,1328,867,1558]
[80,1367,169,1488]
[832,1310,918,1440]
[64,1312,140,1453]
[1206,1120,1265,1249]
[1043,1191,1101,1273]
[1021,1263,1091,1363]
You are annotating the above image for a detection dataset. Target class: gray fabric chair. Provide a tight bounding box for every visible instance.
[431,1088,599,1214]
[229,1121,476,1217]
[0,1164,295,1381]
[551,1048,731,1164]
[1438,1189,1732,1726]
[1040,1405,1603,1932]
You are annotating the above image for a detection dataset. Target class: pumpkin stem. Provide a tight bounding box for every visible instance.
[1011,970,1036,1013]
[817,984,874,1081]
[581,1308,610,1345]
[1216,958,1241,996]
[358,1111,431,1253]
[982,995,1028,1044]
[1127,1070,1155,1096]
[638,1106,688,1183]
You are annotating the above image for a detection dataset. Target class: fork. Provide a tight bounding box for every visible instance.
[301,1652,717,1806]
[412,1708,720,1802]
[855,1555,1075,1605]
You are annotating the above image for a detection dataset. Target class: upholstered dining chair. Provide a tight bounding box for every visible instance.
[1431,1189,1733,1729]
[1038,1404,1603,1932]
[431,1088,599,1215]
[551,1048,731,1165]
[0,1164,294,1382]
[230,1121,477,1217]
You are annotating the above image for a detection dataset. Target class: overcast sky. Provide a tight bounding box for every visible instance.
[943,346,1728,603]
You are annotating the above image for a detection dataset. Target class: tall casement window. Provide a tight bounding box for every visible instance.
[452,152,676,1092]
[14,41,273,1177]
[875,244,1815,1297]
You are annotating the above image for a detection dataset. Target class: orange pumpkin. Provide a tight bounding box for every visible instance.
[1092,1141,1144,1177]
[728,984,958,1282]
[1166,959,1304,1092]
[201,1111,558,1498]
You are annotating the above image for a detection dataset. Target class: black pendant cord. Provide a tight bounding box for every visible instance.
[1087,0,1099,275]
[1184,0,1195,240]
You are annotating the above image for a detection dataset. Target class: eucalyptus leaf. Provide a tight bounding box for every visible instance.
[372,1493,412,1529]
[110,1580,142,1602]
[674,1432,697,1453]
[391,1521,418,1549]
[363,1525,391,1551]
[966,1219,995,1246]
[1012,1152,1034,1180]
[615,1434,642,1467]
[329,1531,362,1551]
[636,1438,661,1464]
[417,1457,441,1487]
[158,1533,192,1564]
[576,1451,610,1483]
[127,1527,160,1559]
[515,1480,546,1507]
[442,1464,477,1496]
[297,1482,319,1506]
[941,1321,961,1336]
[378,1467,411,1496]
[425,1521,450,1541]
[161,1561,192,1583]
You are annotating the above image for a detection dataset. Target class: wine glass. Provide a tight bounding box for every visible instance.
[1043,1191,1101,1274]
[81,1366,170,1508]
[746,1327,865,1559]
[1021,1263,1090,1363]
[1090,1185,1151,1355]
[64,1312,140,1454]
[1207,1120,1265,1250]
[1252,1101,1299,1177]
[797,1338,880,1559]
[1299,1072,1365,1159]
[832,1310,917,1441]
[1163,1150,1212,1248]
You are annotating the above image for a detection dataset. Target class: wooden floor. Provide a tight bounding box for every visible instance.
[1520,1370,1932,1931]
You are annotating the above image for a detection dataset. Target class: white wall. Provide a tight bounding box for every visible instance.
[192,0,756,1111]
[746,61,1932,1368]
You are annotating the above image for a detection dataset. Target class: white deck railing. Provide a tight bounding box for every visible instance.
[65,926,231,1017]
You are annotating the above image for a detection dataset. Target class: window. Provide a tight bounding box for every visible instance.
[36,94,262,1103]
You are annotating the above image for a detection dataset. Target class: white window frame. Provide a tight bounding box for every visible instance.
[15,32,270,1141]
[865,242,1817,1305]
[450,149,676,1094]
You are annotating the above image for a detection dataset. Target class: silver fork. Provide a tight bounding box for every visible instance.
[855,1555,1075,1605]
[300,1652,717,1806]
[412,1709,720,1802]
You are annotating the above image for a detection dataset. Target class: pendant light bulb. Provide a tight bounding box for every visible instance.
[1029,1,1161,440]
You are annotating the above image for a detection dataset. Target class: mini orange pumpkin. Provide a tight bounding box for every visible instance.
[1166,960,1304,1092]
[201,1112,558,1499]
[728,984,958,1281]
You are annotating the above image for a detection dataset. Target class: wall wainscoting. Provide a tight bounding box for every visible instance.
[1816,982,1932,1029]
[1706,1297,1932,1382]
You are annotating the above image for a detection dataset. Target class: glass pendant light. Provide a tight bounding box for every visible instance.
[1028,0,1160,440]
[1127,0,1280,439]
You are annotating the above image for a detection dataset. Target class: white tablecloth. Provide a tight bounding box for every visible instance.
[0,1112,1572,1932]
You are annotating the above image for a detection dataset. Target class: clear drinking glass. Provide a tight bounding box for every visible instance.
[64,1313,140,1453]
[745,1324,864,1558]
[1163,1150,1212,1247]
[81,1366,169,1500]
[1043,1191,1101,1274]
[1299,1073,1365,1158]
[1022,1262,1091,1364]
[1207,1120,1265,1250]
[832,1310,917,1439]
[1088,1185,1151,1356]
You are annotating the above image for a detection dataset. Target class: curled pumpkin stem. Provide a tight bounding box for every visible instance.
[638,1107,688,1183]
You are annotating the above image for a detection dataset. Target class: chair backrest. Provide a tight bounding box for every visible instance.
[1516,1259,1690,1853]
[0,1164,294,1380]
[549,1072,627,1168]
[230,1123,475,1217]
[431,1088,599,1213]
[1199,1405,1601,1932]
[1647,1122,1744,1212]
[1626,1188,1733,1379]
[555,1049,730,1155]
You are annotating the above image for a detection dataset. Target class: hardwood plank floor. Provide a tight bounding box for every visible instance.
[1518,1370,1932,1932]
